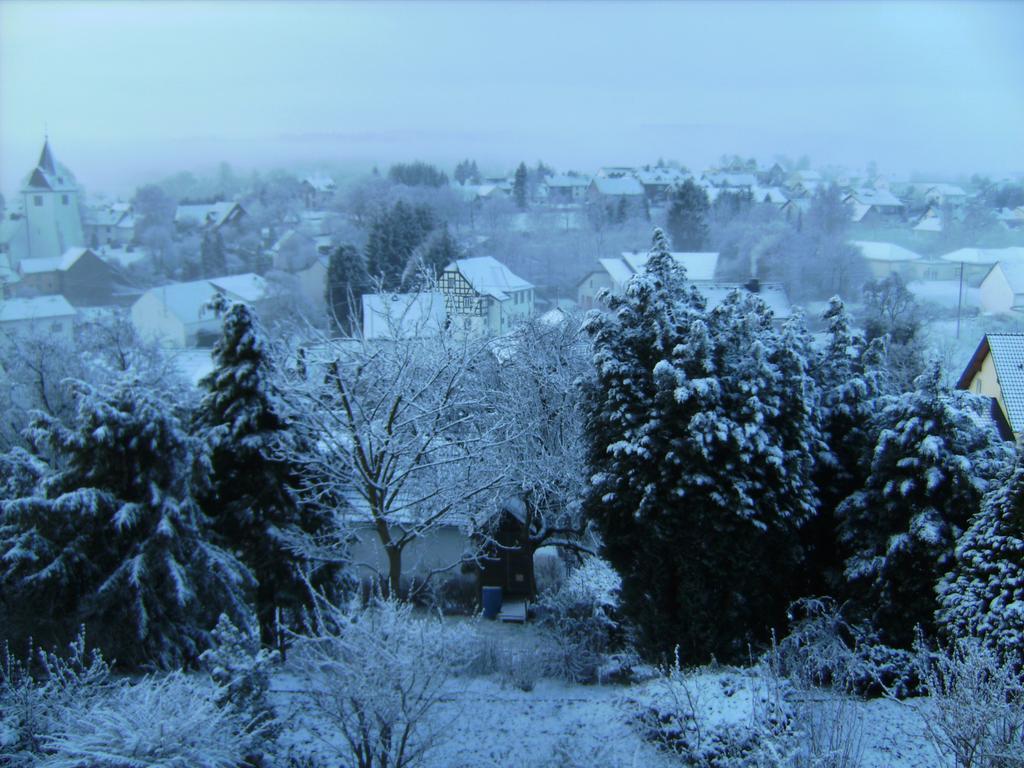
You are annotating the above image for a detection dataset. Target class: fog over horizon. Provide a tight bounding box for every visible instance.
[2,0,1023,196]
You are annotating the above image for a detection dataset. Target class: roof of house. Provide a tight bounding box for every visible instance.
[635,168,690,186]
[847,188,904,208]
[444,256,532,302]
[914,215,943,232]
[984,262,1024,301]
[704,172,757,188]
[957,333,1024,436]
[699,281,793,320]
[302,173,336,193]
[924,183,968,197]
[590,176,645,196]
[20,139,78,193]
[362,292,448,340]
[620,250,720,281]
[545,174,591,188]
[0,294,77,323]
[751,186,788,204]
[137,273,268,325]
[941,246,1024,264]
[852,241,922,263]
[174,201,243,228]
[17,247,95,275]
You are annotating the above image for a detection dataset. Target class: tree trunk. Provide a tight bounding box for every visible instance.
[386,545,403,600]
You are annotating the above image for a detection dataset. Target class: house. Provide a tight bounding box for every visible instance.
[956,333,1024,441]
[587,176,646,217]
[300,173,336,208]
[698,279,793,322]
[543,175,590,205]
[361,292,448,340]
[1,138,86,267]
[15,247,134,306]
[440,256,533,337]
[940,247,1024,287]
[635,168,690,203]
[130,273,270,347]
[270,229,319,272]
[914,183,968,207]
[996,207,1024,230]
[576,250,721,309]
[174,201,247,231]
[851,241,922,280]
[978,261,1024,314]
[703,172,757,190]
[85,202,135,248]
[477,499,537,602]
[759,163,788,187]
[845,188,906,224]
[0,294,77,341]
[749,186,788,207]
[913,206,944,234]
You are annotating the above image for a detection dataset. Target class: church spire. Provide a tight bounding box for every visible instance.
[37,136,56,175]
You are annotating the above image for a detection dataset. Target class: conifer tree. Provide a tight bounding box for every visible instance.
[836,364,1012,647]
[513,162,528,210]
[365,201,435,289]
[666,178,710,250]
[937,457,1024,669]
[200,229,227,276]
[195,298,337,649]
[326,243,371,333]
[0,379,253,668]
[420,224,461,280]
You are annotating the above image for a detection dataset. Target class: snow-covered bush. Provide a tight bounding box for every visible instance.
[199,613,279,751]
[630,650,797,767]
[288,595,473,768]
[42,671,251,768]
[538,556,626,683]
[912,639,1024,768]
[790,696,865,768]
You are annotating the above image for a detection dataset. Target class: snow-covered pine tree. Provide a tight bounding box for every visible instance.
[937,457,1024,669]
[584,229,821,662]
[195,297,337,650]
[0,379,253,668]
[836,363,1013,647]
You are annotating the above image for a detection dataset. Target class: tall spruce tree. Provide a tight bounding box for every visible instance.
[0,379,253,668]
[513,162,528,210]
[836,364,1013,647]
[195,298,337,649]
[326,243,371,334]
[365,201,435,289]
[937,456,1024,669]
[666,178,710,250]
[200,229,227,276]
[583,229,820,663]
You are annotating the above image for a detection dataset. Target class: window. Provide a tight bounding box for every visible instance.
[61,195,69,205]
[975,380,982,393]
[33,195,43,206]
[50,322,63,333]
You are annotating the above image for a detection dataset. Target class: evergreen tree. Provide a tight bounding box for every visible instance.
[326,243,371,334]
[836,365,1012,647]
[615,196,628,224]
[937,457,1024,669]
[364,201,435,290]
[420,225,461,280]
[200,229,227,277]
[666,179,710,250]
[513,162,529,210]
[454,159,480,186]
[583,229,820,663]
[195,298,336,650]
[862,273,926,392]
[0,380,253,668]
[387,161,448,187]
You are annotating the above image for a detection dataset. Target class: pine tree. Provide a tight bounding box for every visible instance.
[666,179,710,250]
[195,298,338,649]
[326,243,371,334]
[937,457,1024,669]
[513,162,528,210]
[0,379,253,668]
[583,228,820,662]
[836,364,1013,647]
[420,225,461,280]
[201,229,227,276]
[365,201,435,290]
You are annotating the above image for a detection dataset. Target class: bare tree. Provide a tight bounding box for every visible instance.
[276,305,508,598]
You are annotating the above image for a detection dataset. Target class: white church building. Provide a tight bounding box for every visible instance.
[1,138,87,270]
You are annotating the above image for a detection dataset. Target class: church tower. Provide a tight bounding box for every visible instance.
[17,138,85,263]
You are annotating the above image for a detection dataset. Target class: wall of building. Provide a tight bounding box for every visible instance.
[21,189,84,262]
[979,267,1015,314]
[131,291,187,347]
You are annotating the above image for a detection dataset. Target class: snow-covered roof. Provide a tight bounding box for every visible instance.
[620,251,720,281]
[847,188,904,209]
[958,333,1024,435]
[989,262,1024,300]
[136,274,268,326]
[704,172,757,189]
[302,173,336,193]
[21,140,78,193]
[590,176,644,196]
[940,246,1024,265]
[0,294,77,323]
[174,202,243,229]
[914,214,943,232]
[597,257,634,286]
[698,281,792,320]
[924,183,967,197]
[361,292,448,340]
[444,257,532,302]
[750,186,788,204]
[851,241,922,263]
[545,174,590,188]
[17,247,93,275]
[96,245,148,268]
[635,168,690,186]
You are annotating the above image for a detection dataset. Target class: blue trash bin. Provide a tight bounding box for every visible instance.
[481,586,502,619]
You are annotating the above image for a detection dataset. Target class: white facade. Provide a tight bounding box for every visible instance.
[0,294,76,341]
[440,257,534,337]
[979,262,1024,314]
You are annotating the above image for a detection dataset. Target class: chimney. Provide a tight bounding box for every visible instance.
[745,277,761,293]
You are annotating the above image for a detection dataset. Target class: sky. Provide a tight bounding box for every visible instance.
[1,0,1023,196]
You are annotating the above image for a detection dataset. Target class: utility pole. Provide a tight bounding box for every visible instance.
[956,260,964,339]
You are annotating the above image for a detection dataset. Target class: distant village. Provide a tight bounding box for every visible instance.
[2,138,1024,437]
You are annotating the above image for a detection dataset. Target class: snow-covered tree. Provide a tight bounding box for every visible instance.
[326,243,371,334]
[837,365,1013,647]
[0,379,253,668]
[584,229,820,663]
[195,297,337,649]
[937,457,1024,669]
[280,321,507,598]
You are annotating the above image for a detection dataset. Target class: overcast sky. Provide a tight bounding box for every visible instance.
[1,0,1022,195]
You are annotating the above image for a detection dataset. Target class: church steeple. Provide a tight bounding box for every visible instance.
[37,137,56,175]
